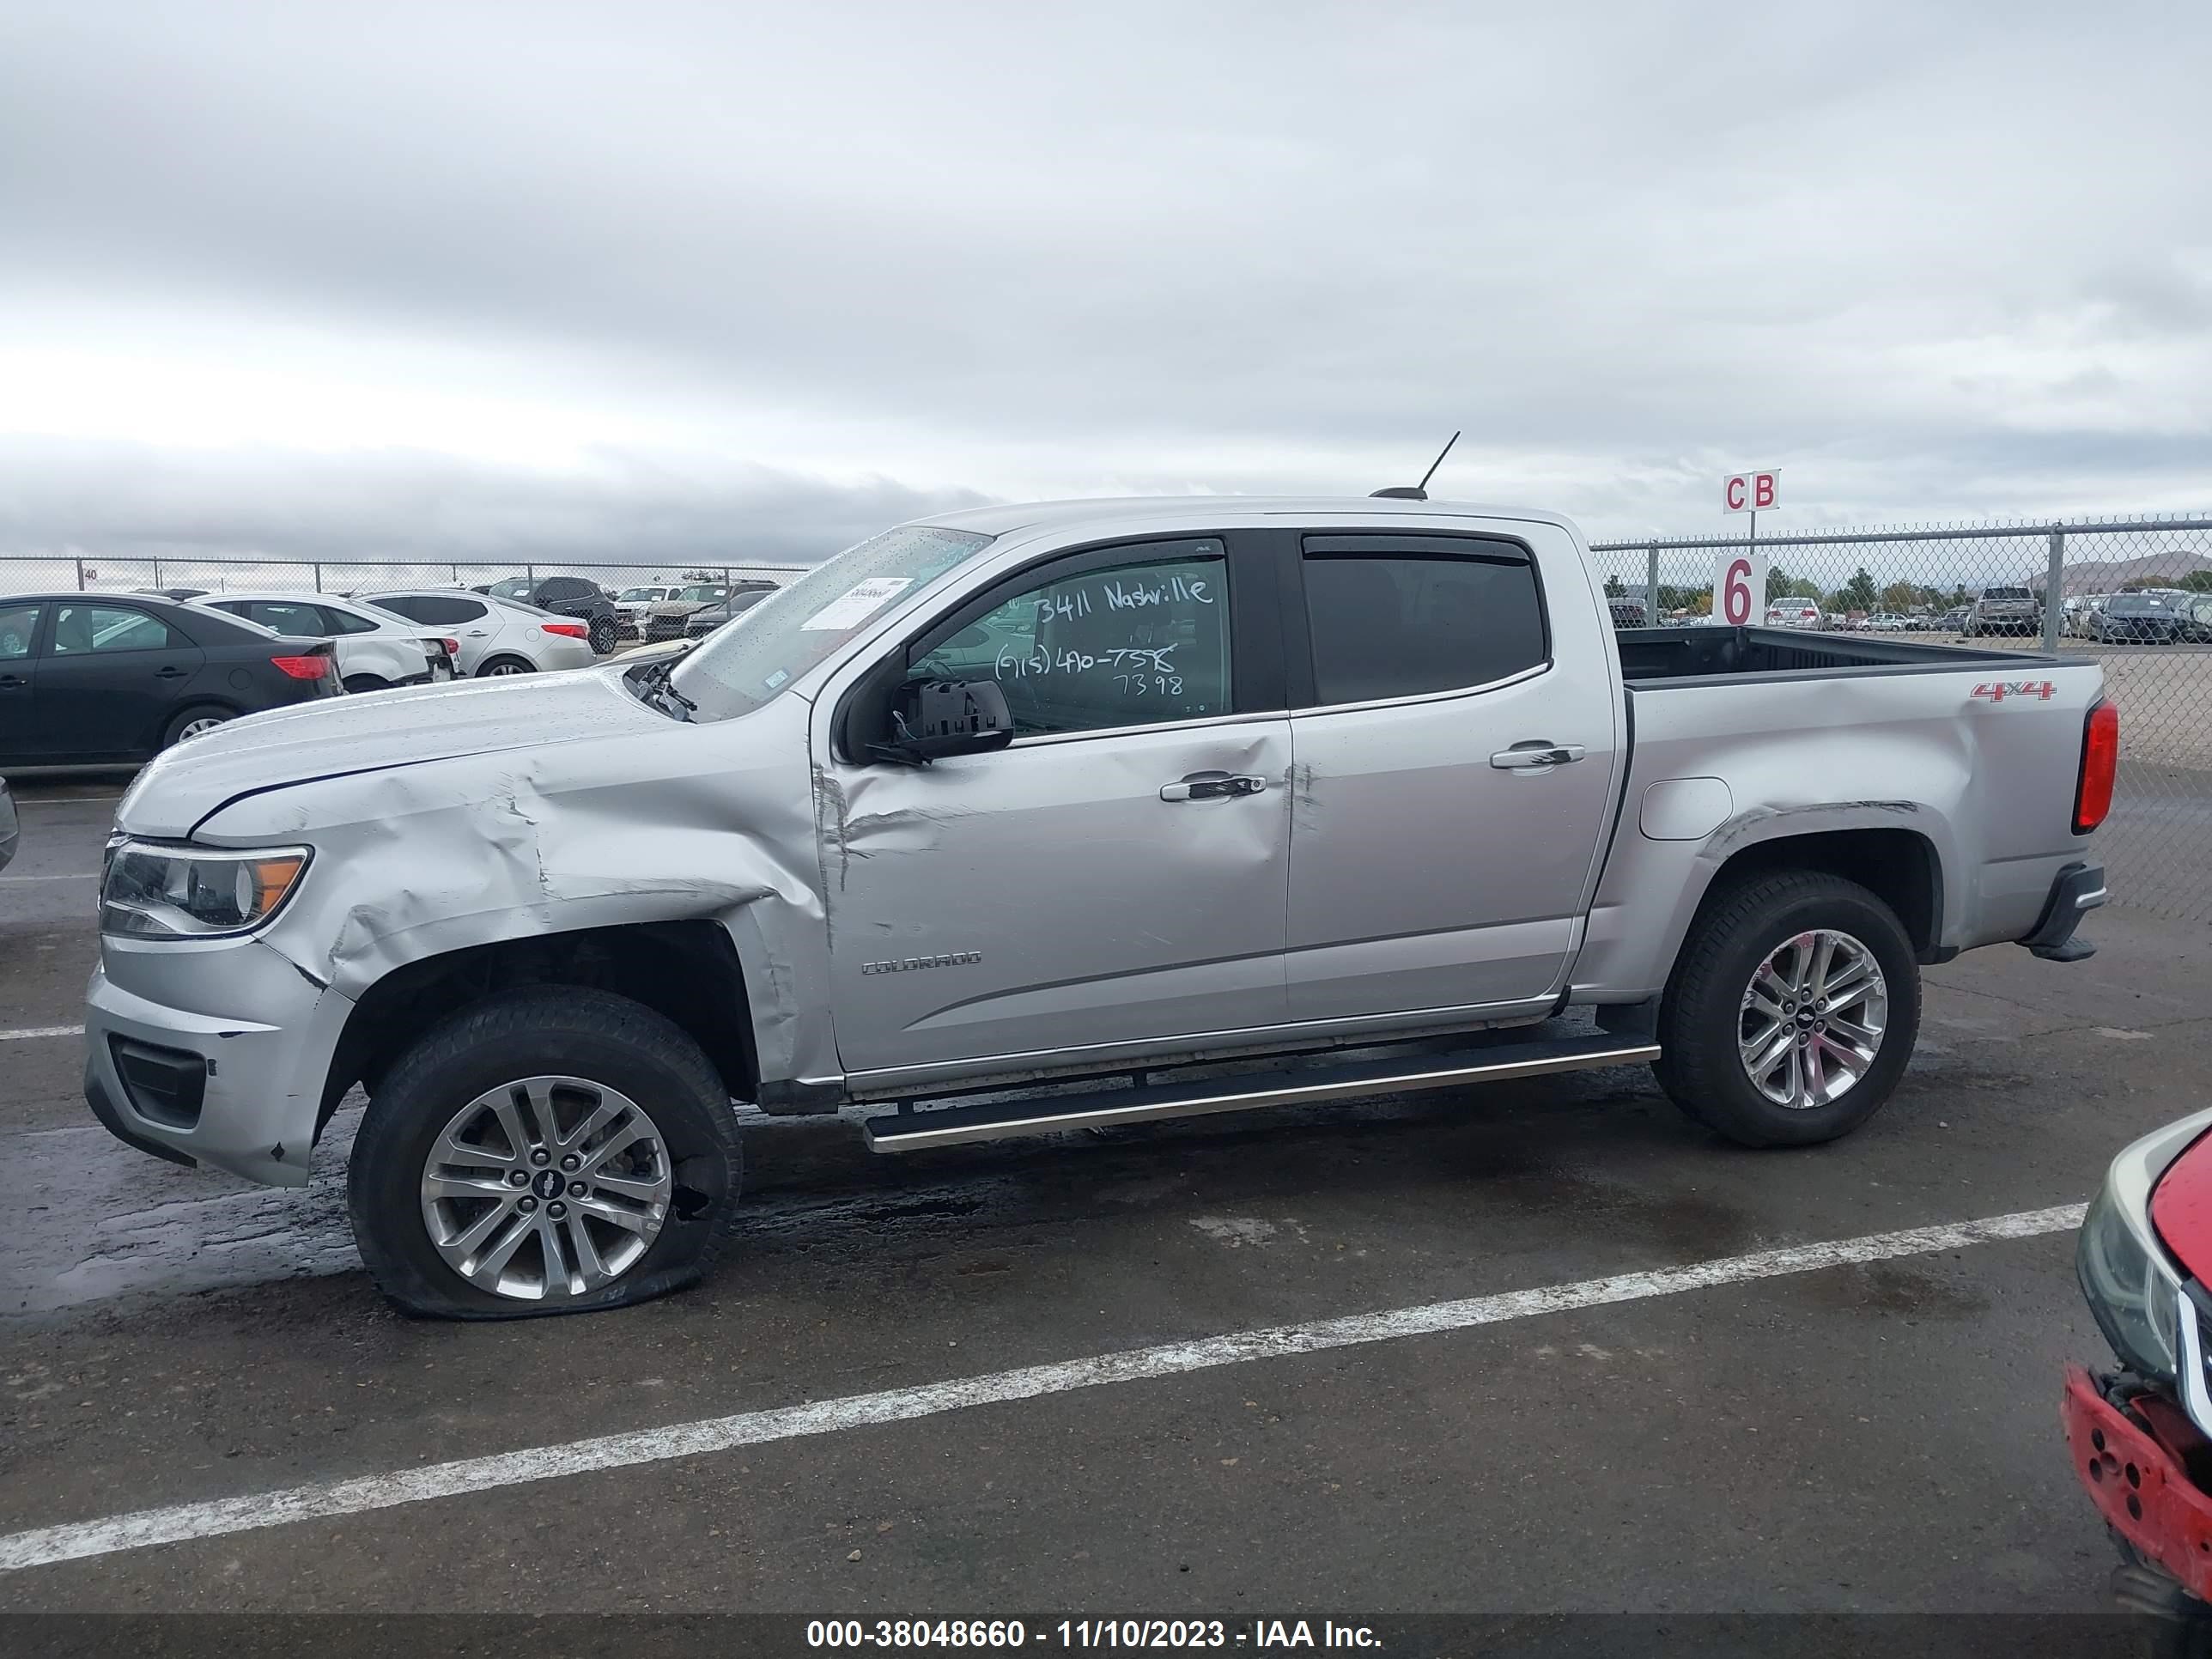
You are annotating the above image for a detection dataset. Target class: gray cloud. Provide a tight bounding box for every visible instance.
[0,0,2206,562]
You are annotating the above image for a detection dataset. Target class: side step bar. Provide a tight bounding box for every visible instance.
[862,1032,1662,1154]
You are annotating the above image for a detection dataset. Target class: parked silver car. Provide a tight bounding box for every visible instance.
[84,496,2115,1319]
[191,592,454,692]
[355,589,598,676]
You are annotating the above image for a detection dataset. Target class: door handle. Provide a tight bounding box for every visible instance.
[1490,742,1587,769]
[1161,771,1269,802]
[0,673,23,689]
[155,666,187,679]
[466,630,489,637]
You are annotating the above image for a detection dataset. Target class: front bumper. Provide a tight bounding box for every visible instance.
[82,939,356,1188]
[2064,1367,2212,1599]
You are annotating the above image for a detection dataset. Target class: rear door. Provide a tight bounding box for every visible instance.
[40,601,207,759]
[0,602,46,762]
[1280,529,1620,1022]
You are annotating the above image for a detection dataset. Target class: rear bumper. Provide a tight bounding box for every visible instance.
[2021,861,2106,961]
[2064,1367,2212,1601]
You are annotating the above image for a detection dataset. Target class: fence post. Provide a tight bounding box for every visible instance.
[75,556,86,592]
[2043,526,2066,652]
[526,563,535,586]
[313,562,323,593]
[153,559,162,591]
[1644,544,1661,624]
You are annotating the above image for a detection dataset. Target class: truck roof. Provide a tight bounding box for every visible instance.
[918,495,1585,540]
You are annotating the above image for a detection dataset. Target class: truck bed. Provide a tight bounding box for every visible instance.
[1616,624,2051,687]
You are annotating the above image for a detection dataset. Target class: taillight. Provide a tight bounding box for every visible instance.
[542,621,588,639]
[441,638,460,657]
[2075,699,2118,835]
[270,654,329,680]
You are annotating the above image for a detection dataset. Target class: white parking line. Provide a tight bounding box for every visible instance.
[0,1025,83,1042]
[0,1200,2084,1574]
[0,872,97,882]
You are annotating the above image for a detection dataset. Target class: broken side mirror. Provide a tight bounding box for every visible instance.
[872,678,1015,766]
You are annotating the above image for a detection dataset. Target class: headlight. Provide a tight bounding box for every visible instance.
[99,841,311,939]
[2078,1185,2184,1382]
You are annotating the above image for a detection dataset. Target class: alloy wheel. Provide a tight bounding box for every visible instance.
[419,1075,672,1301]
[1737,929,1889,1110]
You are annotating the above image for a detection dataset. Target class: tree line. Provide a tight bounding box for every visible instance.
[1602,565,2212,617]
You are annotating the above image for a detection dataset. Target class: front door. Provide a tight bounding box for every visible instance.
[819,536,1292,1080]
[1281,531,1620,1021]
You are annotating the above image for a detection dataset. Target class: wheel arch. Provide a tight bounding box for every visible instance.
[319,919,758,1139]
[1667,824,1944,994]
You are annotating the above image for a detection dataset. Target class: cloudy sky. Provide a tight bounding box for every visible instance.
[1,0,2207,571]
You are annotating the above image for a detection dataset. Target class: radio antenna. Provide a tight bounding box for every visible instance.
[1370,430,1460,501]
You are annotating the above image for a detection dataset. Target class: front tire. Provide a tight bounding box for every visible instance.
[1654,871,1920,1147]
[347,988,743,1319]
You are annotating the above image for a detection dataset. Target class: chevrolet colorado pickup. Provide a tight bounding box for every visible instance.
[82,497,2118,1317]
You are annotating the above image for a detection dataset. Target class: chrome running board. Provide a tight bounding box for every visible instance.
[862,1033,1661,1154]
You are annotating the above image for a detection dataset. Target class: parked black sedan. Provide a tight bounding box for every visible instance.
[2084,592,2181,644]
[0,593,342,768]
[482,574,622,655]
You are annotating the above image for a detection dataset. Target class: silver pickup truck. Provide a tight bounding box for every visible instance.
[82,496,2118,1318]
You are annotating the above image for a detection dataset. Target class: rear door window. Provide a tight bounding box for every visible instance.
[376,594,487,625]
[237,599,327,636]
[1299,536,1547,706]
[52,605,177,655]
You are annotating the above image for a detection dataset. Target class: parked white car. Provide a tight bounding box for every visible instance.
[355,588,599,677]
[1765,603,1823,629]
[612,584,685,638]
[1863,613,1911,632]
[192,592,454,692]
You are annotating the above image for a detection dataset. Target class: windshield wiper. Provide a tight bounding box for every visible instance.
[629,655,696,721]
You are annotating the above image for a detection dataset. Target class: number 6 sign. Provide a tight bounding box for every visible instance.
[1716,550,1770,626]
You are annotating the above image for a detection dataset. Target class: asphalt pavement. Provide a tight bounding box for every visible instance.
[4,775,2211,1636]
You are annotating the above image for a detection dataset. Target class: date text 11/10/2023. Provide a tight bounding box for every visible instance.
[805,1619,1383,1649]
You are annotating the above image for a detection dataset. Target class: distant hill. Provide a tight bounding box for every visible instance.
[2028,550,2212,595]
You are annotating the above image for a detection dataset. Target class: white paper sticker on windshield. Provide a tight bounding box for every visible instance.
[800,577,913,631]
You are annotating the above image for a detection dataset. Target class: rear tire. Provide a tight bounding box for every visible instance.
[161,704,234,749]
[478,654,534,677]
[587,616,618,655]
[1654,870,1920,1147]
[347,988,743,1319]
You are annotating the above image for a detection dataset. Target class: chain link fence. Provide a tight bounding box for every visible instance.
[1589,515,2212,923]
[0,552,810,600]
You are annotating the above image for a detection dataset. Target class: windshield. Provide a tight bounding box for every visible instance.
[2110,596,2167,613]
[1984,588,2031,602]
[489,578,534,599]
[671,523,996,721]
[617,586,665,603]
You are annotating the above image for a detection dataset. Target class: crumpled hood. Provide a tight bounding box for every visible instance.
[118,668,668,839]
